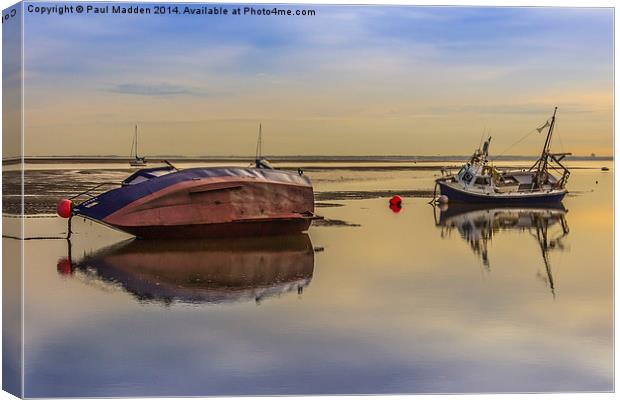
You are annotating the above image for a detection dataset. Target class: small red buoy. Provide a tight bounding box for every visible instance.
[389,203,402,213]
[389,195,402,213]
[56,199,73,219]
[56,258,72,275]
[389,195,402,207]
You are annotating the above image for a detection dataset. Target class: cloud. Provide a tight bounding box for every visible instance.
[108,83,215,97]
[427,104,597,116]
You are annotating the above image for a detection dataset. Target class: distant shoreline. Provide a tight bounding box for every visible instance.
[2,155,614,165]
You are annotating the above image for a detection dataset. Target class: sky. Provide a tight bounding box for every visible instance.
[9,4,614,157]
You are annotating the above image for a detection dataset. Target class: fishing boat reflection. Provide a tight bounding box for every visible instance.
[434,204,569,296]
[57,235,315,305]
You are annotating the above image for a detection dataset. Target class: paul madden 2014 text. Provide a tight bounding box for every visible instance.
[25,4,317,17]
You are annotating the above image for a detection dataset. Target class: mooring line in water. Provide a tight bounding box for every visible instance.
[2,214,58,219]
[427,182,439,204]
[2,234,68,240]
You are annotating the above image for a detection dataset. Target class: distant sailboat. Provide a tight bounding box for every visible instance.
[129,125,147,167]
[254,123,273,169]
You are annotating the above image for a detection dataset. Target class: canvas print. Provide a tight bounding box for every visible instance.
[2,1,614,397]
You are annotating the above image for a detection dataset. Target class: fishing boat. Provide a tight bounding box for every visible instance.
[56,235,315,304]
[57,125,320,239]
[129,125,147,167]
[435,107,570,204]
[433,203,569,296]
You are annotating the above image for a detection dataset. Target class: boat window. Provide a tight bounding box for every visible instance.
[475,176,491,185]
[122,166,175,185]
[125,175,150,185]
[462,171,473,183]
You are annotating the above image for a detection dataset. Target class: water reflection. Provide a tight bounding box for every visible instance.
[57,235,315,305]
[434,204,569,296]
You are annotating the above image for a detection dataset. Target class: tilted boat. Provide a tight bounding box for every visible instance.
[435,107,570,204]
[56,235,315,304]
[57,127,320,239]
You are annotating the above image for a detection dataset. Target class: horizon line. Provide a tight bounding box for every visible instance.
[4,154,614,161]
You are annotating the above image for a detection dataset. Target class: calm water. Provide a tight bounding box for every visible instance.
[3,161,613,396]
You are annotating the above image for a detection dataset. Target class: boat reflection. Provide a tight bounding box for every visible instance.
[434,204,569,296]
[57,234,315,305]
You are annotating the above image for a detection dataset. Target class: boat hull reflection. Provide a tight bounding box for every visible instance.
[58,235,315,304]
[434,204,569,296]
[437,203,567,227]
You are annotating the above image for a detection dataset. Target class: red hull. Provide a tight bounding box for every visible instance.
[100,174,316,239]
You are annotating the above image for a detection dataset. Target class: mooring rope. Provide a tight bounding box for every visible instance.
[428,182,439,204]
[2,235,67,240]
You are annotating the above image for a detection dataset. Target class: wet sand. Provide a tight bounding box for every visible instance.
[3,169,131,215]
[2,167,435,215]
[3,160,604,215]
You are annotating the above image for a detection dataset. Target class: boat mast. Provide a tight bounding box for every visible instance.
[129,125,135,159]
[255,123,262,160]
[534,107,558,188]
[134,124,138,159]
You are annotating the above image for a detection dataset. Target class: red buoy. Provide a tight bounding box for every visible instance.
[57,199,73,218]
[389,195,402,213]
[389,195,402,207]
[56,258,72,275]
[389,203,402,213]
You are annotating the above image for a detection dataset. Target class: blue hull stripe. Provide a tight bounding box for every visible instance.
[438,181,566,204]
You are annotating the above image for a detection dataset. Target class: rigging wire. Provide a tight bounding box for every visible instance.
[490,127,538,161]
[554,118,565,153]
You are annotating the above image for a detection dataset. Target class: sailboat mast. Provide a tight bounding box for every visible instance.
[255,123,262,160]
[134,124,138,158]
[129,125,135,158]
